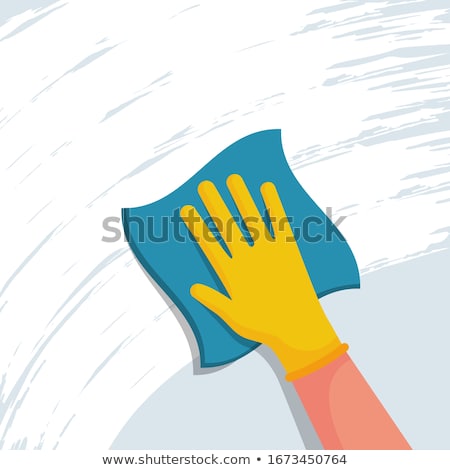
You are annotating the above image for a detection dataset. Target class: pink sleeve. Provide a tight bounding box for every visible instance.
[293,353,411,449]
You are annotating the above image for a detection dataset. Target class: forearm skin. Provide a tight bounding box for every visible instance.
[293,353,411,450]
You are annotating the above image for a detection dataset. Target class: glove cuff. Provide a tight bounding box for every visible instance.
[285,343,349,381]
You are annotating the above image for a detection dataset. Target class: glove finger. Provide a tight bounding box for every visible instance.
[180,205,231,277]
[226,174,272,244]
[197,180,244,254]
[260,181,295,241]
[190,283,234,326]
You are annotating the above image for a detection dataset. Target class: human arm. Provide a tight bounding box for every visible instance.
[181,174,410,449]
[293,352,410,449]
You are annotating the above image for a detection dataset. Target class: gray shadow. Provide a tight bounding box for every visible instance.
[256,345,323,449]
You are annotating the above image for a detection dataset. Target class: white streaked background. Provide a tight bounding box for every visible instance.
[0,0,449,450]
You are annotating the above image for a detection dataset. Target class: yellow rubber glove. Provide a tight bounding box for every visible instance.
[180,174,348,380]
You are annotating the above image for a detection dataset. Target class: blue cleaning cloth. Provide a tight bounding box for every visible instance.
[123,130,360,367]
